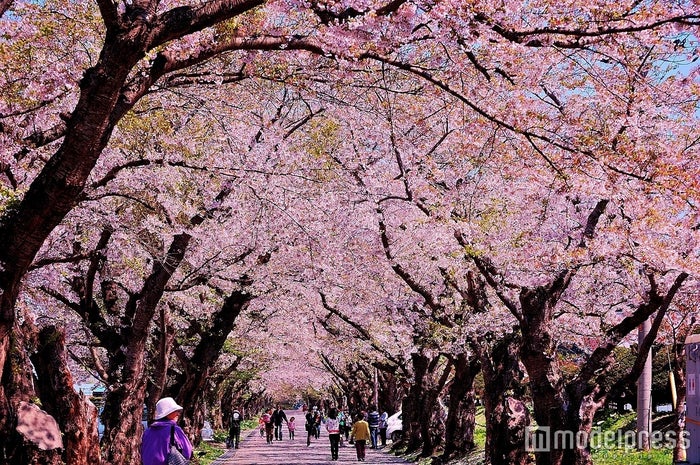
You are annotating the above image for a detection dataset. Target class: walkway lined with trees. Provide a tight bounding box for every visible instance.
[0,0,698,464]
[212,410,410,465]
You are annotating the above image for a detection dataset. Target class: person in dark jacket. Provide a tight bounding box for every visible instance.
[141,397,193,465]
[229,409,242,449]
[367,405,380,449]
[272,404,288,440]
[305,408,315,446]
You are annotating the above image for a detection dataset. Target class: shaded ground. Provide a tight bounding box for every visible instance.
[212,410,410,464]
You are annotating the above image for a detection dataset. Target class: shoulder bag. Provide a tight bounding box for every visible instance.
[168,425,189,465]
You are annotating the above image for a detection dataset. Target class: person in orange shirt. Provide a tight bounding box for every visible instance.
[350,413,371,462]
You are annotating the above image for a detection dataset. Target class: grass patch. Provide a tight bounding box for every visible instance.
[193,425,261,464]
[192,440,226,465]
[388,408,676,465]
[474,407,486,449]
[592,448,672,465]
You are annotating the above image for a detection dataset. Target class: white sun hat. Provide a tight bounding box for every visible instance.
[155,397,184,420]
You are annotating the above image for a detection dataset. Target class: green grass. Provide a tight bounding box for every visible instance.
[191,440,226,465]
[473,407,486,449]
[390,408,677,465]
[592,448,672,465]
[193,423,260,464]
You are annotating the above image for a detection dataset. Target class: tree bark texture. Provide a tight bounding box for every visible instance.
[101,234,191,465]
[402,352,430,453]
[442,353,480,460]
[0,321,64,465]
[477,334,530,465]
[32,326,102,465]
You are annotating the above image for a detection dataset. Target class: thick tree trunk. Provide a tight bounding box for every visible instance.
[0,321,65,465]
[518,282,574,465]
[479,335,529,465]
[401,353,425,452]
[402,351,439,453]
[570,390,606,465]
[101,234,191,465]
[32,325,102,465]
[169,290,251,443]
[400,351,451,458]
[420,388,446,458]
[378,371,404,415]
[442,353,480,461]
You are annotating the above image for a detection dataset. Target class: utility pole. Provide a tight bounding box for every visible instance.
[637,318,652,451]
[685,334,700,464]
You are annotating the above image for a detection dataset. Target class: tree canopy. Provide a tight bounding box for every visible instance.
[0,0,698,464]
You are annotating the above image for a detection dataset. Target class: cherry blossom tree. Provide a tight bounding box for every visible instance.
[1,1,699,464]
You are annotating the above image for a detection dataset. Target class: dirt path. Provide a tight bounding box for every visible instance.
[211,410,410,464]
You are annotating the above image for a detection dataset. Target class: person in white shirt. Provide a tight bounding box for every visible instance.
[325,407,341,461]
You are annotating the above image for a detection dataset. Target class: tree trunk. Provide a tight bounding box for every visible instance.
[518,283,573,465]
[168,290,251,441]
[478,335,529,465]
[442,353,480,460]
[402,351,434,453]
[398,351,451,457]
[0,320,64,465]
[417,353,451,458]
[101,234,191,465]
[378,371,404,415]
[32,325,102,465]
[571,389,606,465]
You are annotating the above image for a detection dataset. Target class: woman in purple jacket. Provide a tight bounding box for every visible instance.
[141,397,193,465]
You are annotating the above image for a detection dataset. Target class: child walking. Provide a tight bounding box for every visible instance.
[288,416,296,440]
[263,408,274,444]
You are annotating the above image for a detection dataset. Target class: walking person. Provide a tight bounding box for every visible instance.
[339,409,351,442]
[314,407,323,439]
[351,413,371,462]
[367,405,380,449]
[338,409,348,447]
[288,416,296,440]
[378,410,389,447]
[325,408,341,461]
[140,397,193,465]
[273,404,288,440]
[263,408,274,444]
[306,409,315,446]
[228,409,242,449]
